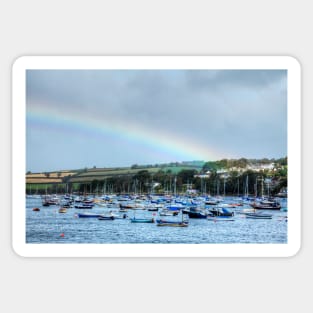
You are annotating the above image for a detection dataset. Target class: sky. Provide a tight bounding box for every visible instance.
[26,69,287,172]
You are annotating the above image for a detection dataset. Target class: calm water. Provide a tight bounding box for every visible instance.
[26,197,288,244]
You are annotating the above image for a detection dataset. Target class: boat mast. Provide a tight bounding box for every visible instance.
[174,176,177,197]
[237,177,240,197]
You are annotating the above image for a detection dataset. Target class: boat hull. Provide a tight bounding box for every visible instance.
[250,202,281,210]
[130,218,154,223]
[74,205,93,209]
[244,213,272,219]
[187,211,207,218]
[98,216,115,220]
[157,222,188,227]
[77,213,104,218]
[156,219,188,227]
[209,208,234,217]
[183,207,207,218]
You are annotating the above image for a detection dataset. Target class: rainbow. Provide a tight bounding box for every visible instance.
[27,102,224,164]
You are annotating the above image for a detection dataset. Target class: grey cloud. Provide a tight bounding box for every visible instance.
[26,69,287,171]
[184,70,286,91]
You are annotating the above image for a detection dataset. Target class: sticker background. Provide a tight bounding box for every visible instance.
[2,1,309,313]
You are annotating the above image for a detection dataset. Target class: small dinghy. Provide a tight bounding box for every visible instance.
[156,220,188,227]
[244,212,272,219]
[130,217,154,223]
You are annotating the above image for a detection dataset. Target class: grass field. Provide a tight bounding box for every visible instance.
[26,165,202,185]
[26,171,75,178]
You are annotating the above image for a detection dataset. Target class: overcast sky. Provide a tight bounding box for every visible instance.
[26,69,287,172]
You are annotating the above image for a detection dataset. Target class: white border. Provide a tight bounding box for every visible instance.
[12,56,301,257]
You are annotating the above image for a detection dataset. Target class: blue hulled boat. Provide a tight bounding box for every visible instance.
[209,207,234,217]
[76,212,106,218]
[183,206,207,218]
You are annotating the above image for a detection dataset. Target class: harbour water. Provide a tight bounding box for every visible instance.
[26,197,287,244]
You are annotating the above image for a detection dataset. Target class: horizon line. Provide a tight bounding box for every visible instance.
[26,156,287,174]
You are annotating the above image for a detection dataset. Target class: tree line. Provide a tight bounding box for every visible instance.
[26,157,287,196]
[28,169,286,197]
